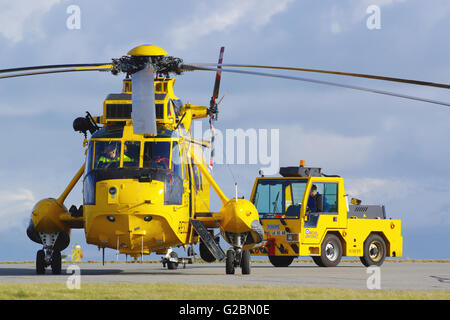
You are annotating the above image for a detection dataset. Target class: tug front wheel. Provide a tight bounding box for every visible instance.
[317,234,342,267]
[268,255,294,267]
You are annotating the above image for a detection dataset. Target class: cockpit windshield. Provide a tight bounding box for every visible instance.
[84,139,183,206]
[253,179,307,219]
[94,141,122,169]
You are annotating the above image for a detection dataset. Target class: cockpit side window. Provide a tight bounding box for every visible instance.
[143,141,170,170]
[85,141,94,174]
[171,141,182,178]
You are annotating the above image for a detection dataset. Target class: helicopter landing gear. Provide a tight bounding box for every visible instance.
[225,248,251,275]
[224,233,252,275]
[36,232,62,275]
[161,248,193,270]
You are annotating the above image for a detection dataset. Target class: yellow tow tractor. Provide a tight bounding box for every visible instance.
[250,162,403,267]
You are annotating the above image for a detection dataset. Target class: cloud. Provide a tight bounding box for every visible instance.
[0,0,61,43]
[168,0,294,50]
[0,104,42,117]
[0,188,35,231]
[345,177,412,203]
[325,0,408,34]
[275,125,376,170]
[345,177,450,229]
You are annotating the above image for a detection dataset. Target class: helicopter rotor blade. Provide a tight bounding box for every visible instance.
[211,47,225,103]
[0,63,111,75]
[188,63,450,90]
[131,65,157,135]
[208,46,225,171]
[0,65,113,80]
[182,64,450,108]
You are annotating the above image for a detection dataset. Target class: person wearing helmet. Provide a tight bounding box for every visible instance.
[97,143,131,168]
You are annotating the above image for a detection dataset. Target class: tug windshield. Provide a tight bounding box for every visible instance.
[253,179,307,219]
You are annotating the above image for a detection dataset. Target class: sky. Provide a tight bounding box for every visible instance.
[0,0,449,261]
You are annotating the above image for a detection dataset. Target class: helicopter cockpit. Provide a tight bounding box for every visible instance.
[83,125,184,206]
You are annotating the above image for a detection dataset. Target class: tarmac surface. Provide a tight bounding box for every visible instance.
[0,261,449,291]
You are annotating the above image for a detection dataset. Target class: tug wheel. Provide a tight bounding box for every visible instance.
[318,234,342,267]
[268,255,294,267]
[360,234,386,267]
[311,256,324,267]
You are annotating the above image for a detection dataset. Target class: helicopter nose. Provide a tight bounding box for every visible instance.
[96,180,165,206]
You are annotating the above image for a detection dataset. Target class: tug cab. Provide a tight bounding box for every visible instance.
[250,162,403,267]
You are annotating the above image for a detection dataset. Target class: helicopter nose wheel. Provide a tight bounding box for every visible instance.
[225,248,251,275]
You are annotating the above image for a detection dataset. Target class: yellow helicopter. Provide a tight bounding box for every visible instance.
[1,44,449,275]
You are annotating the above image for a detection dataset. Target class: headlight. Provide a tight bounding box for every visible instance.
[109,187,117,196]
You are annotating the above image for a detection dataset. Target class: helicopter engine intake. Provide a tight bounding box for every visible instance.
[26,198,71,250]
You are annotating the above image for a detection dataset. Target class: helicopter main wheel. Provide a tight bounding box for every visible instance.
[240,250,251,275]
[167,251,179,270]
[51,250,62,275]
[36,250,46,275]
[225,250,235,275]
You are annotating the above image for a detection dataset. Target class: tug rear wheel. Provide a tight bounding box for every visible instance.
[360,234,387,267]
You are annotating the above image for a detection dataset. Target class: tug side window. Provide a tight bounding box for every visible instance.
[309,183,338,213]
